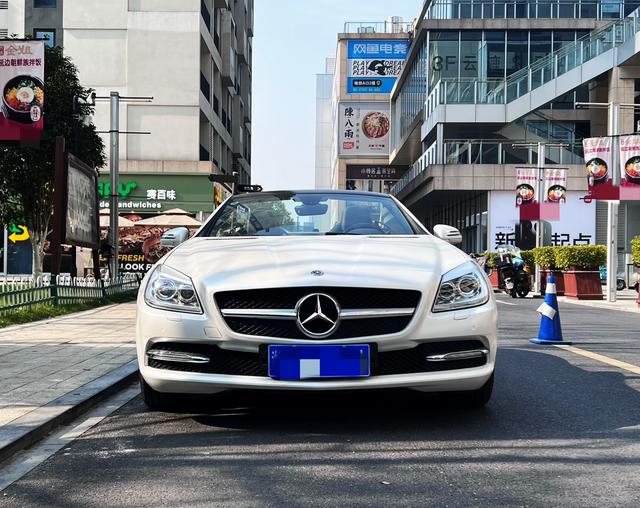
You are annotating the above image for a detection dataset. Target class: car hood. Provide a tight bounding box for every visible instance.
[161,235,469,291]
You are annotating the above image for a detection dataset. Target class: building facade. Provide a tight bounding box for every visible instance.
[315,57,335,189]
[322,18,412,192]
[388,0,640,277]
[1,0,253,275]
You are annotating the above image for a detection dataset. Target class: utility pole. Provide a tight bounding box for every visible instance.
[109,92,120,280]
[513,141,568,296]
[576,101,631,303]
[92,93,153,280]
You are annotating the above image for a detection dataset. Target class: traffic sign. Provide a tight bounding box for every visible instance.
[208,173,237,184]
[237,184,263,193]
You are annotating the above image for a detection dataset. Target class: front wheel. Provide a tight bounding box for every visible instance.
[140,374,173,411]
[451,373,494,408]
[617,279,626,291]
[516,288,529,298]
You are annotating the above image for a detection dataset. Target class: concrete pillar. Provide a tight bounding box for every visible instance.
[608,67,635,133]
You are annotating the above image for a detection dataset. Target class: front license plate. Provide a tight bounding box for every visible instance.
[268,344,370,380]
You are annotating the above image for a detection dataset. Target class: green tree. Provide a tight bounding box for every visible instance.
[0,46,105,277]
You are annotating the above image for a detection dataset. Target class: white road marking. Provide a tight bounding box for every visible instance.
[496,299,516,306]
[0,385,139,492]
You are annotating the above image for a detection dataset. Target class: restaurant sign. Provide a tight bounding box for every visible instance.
[346,164,407,180]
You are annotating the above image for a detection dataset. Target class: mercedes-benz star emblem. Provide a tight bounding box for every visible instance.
[310,270,324,277]
[295,293,340,338]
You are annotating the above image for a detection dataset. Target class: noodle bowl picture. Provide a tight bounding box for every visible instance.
[624,156,640,183]
[585,158,608,182]
[362,111,390,139]
[2,75,44,124]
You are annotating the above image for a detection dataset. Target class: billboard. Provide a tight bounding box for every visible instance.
[0,41,45,141]
[347,40,409,94]
[65,155,99,248]
[490,190,595,251]
[338,102,390,157]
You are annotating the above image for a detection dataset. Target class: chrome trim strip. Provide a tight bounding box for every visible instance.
[220,307,416,320]
[220,308,297,319]
[147,350,210,364]
[426,349,489,362]
[339,308,415,319]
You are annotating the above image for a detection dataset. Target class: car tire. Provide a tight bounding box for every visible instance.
[453,372,494,409]
[140,374,172,411]
[617,280,626,291]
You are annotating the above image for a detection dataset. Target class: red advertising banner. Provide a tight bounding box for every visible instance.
[516,167,560,221]
[618,135,640,200]
[543,168,567,203]
[583,136,619,200]
[0,41,45,141]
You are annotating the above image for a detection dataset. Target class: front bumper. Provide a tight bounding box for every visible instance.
[136,292,498,395]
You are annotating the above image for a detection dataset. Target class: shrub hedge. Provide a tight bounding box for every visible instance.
[632,236,640,266]
[553,245,607,270]
[531,246,556,269]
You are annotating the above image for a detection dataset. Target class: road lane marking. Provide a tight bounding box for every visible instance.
[0,385,139,492]
[496,300,516,306]
[555,345,640,375]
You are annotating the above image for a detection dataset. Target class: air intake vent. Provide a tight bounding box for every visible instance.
[0,1,8,10]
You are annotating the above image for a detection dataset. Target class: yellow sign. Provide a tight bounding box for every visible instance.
[8,225,29,243]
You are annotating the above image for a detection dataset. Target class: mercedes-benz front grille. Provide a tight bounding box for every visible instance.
[215,287,422,339]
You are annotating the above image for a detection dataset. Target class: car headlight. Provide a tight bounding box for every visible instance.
[144,265,203,314]
[433,261,490,313]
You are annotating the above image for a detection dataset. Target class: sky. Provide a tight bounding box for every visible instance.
[251,0,421,191]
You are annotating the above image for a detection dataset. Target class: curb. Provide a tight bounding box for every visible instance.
[558,297,639,314]
[0,360,139,466]
[0,304,126,333]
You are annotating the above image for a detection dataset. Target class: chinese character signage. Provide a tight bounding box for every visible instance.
[338,102,391,157]
[543,168,567,203]
[515,167,537,206]
[347,40,409,94]
[346,164,407,180]
[490,191,595,251]
[0,41,45,141]
[583,136,619,200]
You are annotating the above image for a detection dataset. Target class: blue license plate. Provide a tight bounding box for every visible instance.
[268,344,370,380]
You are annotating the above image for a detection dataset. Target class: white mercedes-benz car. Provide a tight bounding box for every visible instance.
[136,190,497,410]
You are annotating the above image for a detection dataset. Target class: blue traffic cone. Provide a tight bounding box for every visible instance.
[529,273,572,345]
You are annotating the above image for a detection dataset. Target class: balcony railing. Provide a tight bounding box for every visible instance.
[343,21,413,34]
[200,72,211,103]
[424,0,640,21]
[390,139,584,196]
[429,10,640,108]
[201,0,211,32]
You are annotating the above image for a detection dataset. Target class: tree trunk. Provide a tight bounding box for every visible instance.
[30,228,46,279]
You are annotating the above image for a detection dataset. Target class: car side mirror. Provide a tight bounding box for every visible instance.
[433,224,462,245]
[161,227,189,248]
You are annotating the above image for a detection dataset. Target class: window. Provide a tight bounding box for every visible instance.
[34,0,56,7]
[34,29,56,47]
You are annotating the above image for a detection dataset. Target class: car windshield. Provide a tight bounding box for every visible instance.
[200,192,422,237]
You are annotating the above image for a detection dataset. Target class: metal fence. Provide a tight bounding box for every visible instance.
[0,274,141,314]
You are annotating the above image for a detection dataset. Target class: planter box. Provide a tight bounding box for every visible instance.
[563,270,603,300]
[540,270,565,296]
[488,269,500,290]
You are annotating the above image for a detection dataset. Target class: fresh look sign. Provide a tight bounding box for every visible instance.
[0,41,44,141]
[347,40,409,94]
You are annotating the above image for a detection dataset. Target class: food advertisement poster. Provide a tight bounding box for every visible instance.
[101,222,198,274]
[583,136,619,200]
[338,102,390,157]
[347,40,409,94]
[0,41,45,141]
[515,167,537,206]
[618,135,640,200]
[543,168,567,203]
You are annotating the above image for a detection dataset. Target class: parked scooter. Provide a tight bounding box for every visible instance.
[495,245,530,298]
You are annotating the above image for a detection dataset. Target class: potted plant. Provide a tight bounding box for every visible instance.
[485,252,501,289]
[532,246,565,296]
[631,236,640,303]
[554,245,607,300]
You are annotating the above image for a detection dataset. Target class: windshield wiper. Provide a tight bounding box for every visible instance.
[325,232,360,235]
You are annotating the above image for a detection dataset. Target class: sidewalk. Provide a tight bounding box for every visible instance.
[558,289,639,313]
[0,303,138,464]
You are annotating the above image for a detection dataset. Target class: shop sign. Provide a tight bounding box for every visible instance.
[0,41,45,141]
[97,174,213,212]
[490,191,595,251]
[347,40,409,94]
[8,224,29,243]
[338,102,390,157]
[346,164,406,180]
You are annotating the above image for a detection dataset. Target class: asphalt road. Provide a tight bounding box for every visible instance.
[2,296,640,507]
